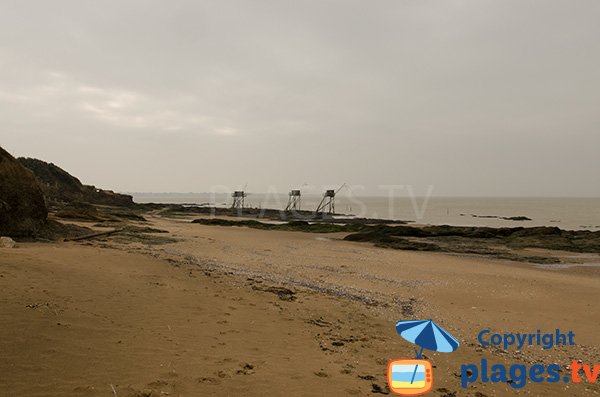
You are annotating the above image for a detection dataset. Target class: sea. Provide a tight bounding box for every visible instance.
[130,193,600,231]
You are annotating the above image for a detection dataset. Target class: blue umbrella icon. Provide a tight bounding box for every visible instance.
[395,320,460,384]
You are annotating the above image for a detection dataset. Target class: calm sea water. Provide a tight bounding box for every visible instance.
[131,193,600,231]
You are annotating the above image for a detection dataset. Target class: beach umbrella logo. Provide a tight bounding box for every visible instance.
[387,320,460,396]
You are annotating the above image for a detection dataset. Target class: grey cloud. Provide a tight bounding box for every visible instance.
[0,0,599,195]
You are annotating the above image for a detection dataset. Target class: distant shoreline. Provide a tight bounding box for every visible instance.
[129,194,600,231]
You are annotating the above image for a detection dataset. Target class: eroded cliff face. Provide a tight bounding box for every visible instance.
[18,157,134,207]
[0,146,48,237]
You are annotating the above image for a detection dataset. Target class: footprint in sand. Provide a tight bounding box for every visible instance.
[146,379,173,388]
[197,376,220,384]
[236,363,255,375]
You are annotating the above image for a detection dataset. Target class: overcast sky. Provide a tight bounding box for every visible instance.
[1,0,599,196]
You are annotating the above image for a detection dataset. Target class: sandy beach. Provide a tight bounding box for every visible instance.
[1,214,599,397]
[3,2,600,395]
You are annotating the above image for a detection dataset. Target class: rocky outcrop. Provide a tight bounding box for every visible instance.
[0,146,48,237]
[18,157,134,207]
[0,236,16,248]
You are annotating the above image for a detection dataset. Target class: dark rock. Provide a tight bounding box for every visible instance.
[0,146,47,236]
[192,217,365,233]
[469,214,532,221]
[370,383,390,394]
[252,285,297,301]
[344,223,600,259]
[55,203,103,221]
[18,157,134,207]
[509,226,562,237]
[502,216,531,221]
[358,375,376,380]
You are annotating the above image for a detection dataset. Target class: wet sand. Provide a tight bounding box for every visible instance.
[1,215,599,396]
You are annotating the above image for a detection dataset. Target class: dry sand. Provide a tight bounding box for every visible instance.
[1,215,599,396]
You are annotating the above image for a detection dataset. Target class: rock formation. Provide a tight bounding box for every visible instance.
[0,146,48,237]
[18,157,134,207]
